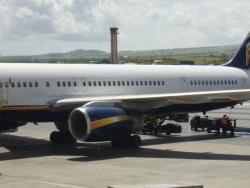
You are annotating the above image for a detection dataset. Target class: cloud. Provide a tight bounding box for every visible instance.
[0,0,250,55]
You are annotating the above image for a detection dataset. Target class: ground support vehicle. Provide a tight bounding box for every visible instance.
[190,115,236,136]
[142,118,182,135]
[190,115,209,131]
[163,121,182,135]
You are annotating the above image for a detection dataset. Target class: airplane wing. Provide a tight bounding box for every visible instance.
[50,89,250,109]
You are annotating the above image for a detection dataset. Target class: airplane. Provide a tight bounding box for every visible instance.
[1,32,250,148]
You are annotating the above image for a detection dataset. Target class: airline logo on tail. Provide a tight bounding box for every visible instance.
[246,42,250,68]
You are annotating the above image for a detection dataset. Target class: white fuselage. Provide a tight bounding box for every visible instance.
[0,63,249,107]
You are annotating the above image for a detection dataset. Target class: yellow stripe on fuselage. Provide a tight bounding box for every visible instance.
[91,115,132,130]
[0,106,49,111]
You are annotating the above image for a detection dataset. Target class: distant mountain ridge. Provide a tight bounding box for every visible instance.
[0,44,240,60]
[39,49,108,58]
[0,49,108,59]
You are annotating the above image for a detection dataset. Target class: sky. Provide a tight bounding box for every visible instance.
[0,0,250,55]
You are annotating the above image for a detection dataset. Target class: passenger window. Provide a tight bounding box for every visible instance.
[108,81,111,86]
[136,81,139,86]
[23,82,27,87]
[141,81,144,86]
[122,81,125,86]
[46,82,50,87]
[228,80,231,85]
[157,81,160,85]
[11,82,15,88]
[117,81,120,86]
[29,82,33,87]
[148,81,152,86]
[35,82,38,87]
[127,81,130,86]
[17,82,21,87]
[0,82,2,88]
[190,81,193,85]
[194,80,197,85]
[62,81,66,87]
[68,82,72,87]
[202,80,205,85]
[145,81,148,86]
[73,82,77,87]
[88,81,92,87]
[213,80,216,85]
[4,82,8,88]
[209,80,212,85]
[57,82,61,87]
[98,81,102,86]
[93,81,97,87]
[113,81,116,86]
[103,81,107,86]
[162,81,165,85]
[224,80,227,85]
[131,81,134,86]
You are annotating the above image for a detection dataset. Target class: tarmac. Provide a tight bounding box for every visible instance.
[0,105,250,188]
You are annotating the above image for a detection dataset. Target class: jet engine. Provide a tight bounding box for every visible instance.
[68,106,142,142]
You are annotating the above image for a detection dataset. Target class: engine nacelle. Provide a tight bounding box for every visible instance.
[68,106,142,142]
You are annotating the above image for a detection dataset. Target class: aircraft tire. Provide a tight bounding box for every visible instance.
[54,121,69,133]
[130,135,142,148]
[50,131,76,144]
[112,135,141,149]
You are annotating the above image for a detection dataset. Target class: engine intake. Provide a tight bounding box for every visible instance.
[68,108,91,141]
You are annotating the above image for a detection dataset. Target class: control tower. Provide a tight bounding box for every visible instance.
[110,27,118,64]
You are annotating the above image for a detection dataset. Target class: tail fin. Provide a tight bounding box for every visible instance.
[225,32,250,69]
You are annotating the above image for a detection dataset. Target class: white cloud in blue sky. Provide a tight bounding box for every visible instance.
[0,0,250,55]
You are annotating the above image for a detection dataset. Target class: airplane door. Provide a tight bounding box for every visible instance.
[181,77,188,92]
[0,81,9,105]
[242,78,247,89]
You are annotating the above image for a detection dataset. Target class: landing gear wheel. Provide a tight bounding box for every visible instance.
[111,135,142,149]
[130,135,142,148]
[50,131,76,144]
[111,137,123,149]
[54,121,69,132]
